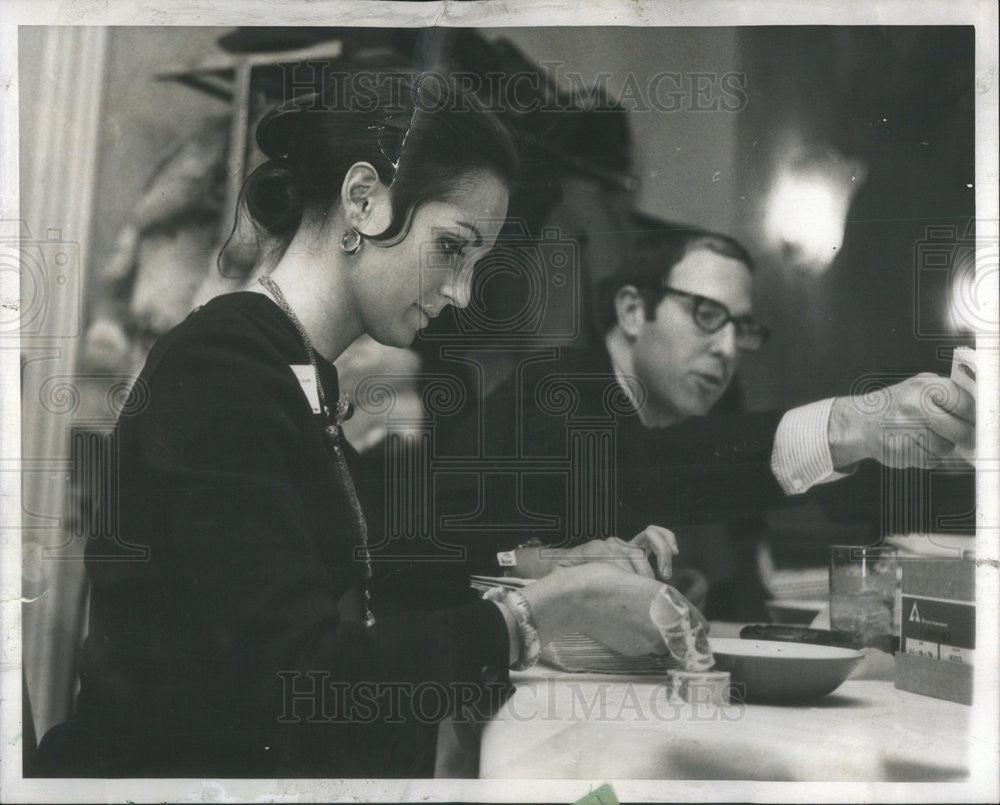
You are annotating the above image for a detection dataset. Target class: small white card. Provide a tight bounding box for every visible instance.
[950,347,976,464]
[950,347,977,396]
[291,364,322,414]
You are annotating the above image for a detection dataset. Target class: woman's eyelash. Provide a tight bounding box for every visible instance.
[438,236,465,256]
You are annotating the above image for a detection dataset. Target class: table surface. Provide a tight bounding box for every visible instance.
[478,664,970,781]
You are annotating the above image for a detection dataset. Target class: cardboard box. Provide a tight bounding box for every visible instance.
[894,558,974,705]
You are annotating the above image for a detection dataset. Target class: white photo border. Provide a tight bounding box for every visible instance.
[2,1,997,802]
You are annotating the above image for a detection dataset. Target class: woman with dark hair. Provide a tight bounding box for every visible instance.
[36,72,701,778]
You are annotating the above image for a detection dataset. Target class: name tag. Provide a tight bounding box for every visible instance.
[291,364,322,414]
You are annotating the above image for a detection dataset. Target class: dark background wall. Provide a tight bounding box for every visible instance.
[22,25,971,417]
[503,25,976,412]
[733,27,975,411]
[490,27,742,234]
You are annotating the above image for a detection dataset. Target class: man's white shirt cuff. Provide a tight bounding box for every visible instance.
[771,397,852,495]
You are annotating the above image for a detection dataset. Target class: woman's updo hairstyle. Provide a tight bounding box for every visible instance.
[240,71,520,250]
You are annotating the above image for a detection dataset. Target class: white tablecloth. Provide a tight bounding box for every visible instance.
[477,669,969,781]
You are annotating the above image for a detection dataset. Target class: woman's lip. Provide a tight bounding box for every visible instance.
[692,372,723,389]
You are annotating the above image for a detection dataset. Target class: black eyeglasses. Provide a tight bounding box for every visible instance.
[656,286,770,351]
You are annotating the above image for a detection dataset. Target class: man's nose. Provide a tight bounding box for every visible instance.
[709,321,739,361]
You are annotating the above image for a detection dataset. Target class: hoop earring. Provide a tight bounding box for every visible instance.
[340,228,363,255]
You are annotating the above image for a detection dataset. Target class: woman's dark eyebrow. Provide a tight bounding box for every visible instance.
[455,220,483,247]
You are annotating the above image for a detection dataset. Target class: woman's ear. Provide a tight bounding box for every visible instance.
[340,161,392,235]
[614,285,647,340]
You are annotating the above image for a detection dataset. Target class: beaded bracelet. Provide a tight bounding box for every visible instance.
[483,587,542,671]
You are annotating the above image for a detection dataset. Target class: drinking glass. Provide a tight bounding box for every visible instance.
[829,545,899,652]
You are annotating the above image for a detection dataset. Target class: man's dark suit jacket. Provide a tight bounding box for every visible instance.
[423,347,788,575]
[365,346,972,618]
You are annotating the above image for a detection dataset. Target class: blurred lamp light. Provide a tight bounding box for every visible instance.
[763,146,867,273]
[949,245,998,334]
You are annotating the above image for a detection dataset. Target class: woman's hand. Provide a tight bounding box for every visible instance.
[625,526,679,579]
[513,526,678,580]
[519,563,706,657]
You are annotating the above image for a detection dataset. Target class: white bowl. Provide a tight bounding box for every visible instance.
[709,637,864,703]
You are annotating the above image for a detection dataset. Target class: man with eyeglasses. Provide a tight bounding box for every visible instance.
[599,227,972,488]
[603,230,769,429]
[417,226,974,616]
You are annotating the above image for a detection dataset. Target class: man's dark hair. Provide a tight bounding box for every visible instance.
[598,225,755,333]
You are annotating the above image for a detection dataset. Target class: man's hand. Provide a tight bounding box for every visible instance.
[829,373,975,470]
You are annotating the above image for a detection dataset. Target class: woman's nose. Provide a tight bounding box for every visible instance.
[441,264,473,309]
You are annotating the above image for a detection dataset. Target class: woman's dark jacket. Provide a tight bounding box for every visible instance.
[36,292,510,778]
